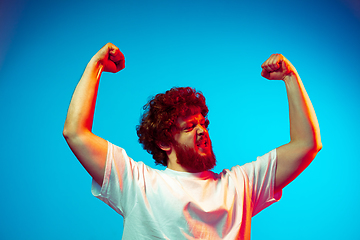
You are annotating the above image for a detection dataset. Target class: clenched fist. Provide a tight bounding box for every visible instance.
[91,43,125,73]
[261,54,297,81]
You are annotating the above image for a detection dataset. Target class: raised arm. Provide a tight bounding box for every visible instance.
[261,54,322,193]
[63,43,125,186]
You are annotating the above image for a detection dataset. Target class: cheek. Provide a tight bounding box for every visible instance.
[188,136,197,146]
[185,134,197,147]
[175,135,192,146]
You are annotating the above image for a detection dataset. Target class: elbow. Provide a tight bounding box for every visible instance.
[308,130,323,155]
[63,124,90,143]
[316,141,323,152]
[314,132,323,153]
[62,124,79,141]
[62,127,74,142]
[62,121,72,139]
[63,127,79,147]
[296,138,322,157]
[308,139,322,156]
[62,127,70,140]
[62,119,82,139]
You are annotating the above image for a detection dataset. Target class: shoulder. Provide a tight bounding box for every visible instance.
[240,149,277,173]
[107,141,157,174]
[222,149,277,181]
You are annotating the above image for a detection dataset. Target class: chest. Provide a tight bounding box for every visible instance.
[137,174,248,225]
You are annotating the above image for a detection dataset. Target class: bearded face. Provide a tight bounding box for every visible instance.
[173,138,216,172]
[160,112,217,172]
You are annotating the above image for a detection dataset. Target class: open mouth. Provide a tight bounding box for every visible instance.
[197,138,208,148]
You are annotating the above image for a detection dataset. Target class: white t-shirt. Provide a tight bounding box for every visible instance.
[92,142,282,240]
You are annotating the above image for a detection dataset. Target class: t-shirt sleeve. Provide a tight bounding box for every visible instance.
[240,149,282,216]
[91,141,142,217]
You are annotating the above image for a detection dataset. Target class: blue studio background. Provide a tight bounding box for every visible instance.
[1,0,359,239]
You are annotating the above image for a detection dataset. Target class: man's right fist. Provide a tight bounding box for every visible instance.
[92,43,125,73]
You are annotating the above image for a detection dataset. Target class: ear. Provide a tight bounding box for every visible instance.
[157,142,171,152]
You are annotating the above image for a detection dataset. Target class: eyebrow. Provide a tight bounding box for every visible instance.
[182,118,205,127]
[180,121,194,128]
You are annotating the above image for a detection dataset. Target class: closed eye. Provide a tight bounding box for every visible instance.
[183,119,209,131]
[184,124,195,131]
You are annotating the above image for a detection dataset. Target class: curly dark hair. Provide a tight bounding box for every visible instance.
[136,87,209,166]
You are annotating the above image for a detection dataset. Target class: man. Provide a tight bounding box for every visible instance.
[63,43,322,239]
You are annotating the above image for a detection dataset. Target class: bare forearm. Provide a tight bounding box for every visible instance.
[261,54,322,152]
[284,72,322,151]
[63,43,124,138]
[63,59,103,137]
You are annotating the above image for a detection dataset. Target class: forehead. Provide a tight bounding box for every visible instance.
[177,113,205,126]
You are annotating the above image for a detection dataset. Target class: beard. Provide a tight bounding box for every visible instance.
[173,142,216,172]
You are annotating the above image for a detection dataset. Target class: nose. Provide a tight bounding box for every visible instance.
[196,124,206,135]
